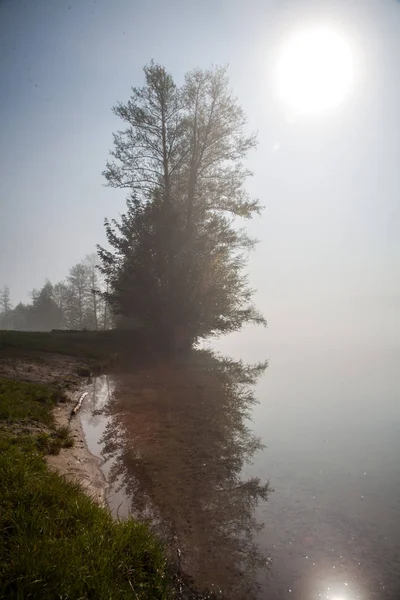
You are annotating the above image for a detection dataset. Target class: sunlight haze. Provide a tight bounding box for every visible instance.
[0,0,398,353]
[1,1,400,599]
[275,23,356,115]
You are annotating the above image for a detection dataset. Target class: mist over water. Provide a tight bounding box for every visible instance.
[211,306,400,598]
[80,307,400,599]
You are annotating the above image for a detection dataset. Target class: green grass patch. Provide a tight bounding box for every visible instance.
[0,446,169,599]
[0,378,62,425]
[0,378,172,599]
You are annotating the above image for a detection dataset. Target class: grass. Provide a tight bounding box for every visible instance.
[0,329,152,362]
[0,377,172,599]
[0,330,174,372]
[0,378,64,425]
[0,330,122,363]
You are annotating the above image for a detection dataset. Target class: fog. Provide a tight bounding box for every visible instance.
[1,0,399,345]
[2,1,400,598]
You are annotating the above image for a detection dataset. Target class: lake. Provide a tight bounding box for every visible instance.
[80,338,400,599]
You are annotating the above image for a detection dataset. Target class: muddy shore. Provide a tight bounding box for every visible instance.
[47,389,108,505]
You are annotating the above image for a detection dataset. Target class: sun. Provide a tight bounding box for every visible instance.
[275,25,355,116]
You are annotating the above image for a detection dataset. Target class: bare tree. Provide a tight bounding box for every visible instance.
[84,253,102,330]
[66,263,90,329]
[53,282,68,329]
[104,61,184,200]
[182,66,259,229]
[0,286,12,329]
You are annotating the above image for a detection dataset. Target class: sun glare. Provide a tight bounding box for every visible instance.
[276,25,355,116]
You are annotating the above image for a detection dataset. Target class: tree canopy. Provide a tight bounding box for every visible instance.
[99,63,265,351]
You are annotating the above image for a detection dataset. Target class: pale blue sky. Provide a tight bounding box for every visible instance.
[1,0,399,346]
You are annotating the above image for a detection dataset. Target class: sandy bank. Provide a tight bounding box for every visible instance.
[47,389,108,506]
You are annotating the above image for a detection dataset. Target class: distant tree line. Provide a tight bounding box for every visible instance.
[0,254,112,332]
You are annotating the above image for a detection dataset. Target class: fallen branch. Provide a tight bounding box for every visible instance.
[70,392,88,418]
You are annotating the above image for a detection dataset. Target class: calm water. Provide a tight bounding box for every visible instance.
[80,340,400,599]
[243,341,400,599]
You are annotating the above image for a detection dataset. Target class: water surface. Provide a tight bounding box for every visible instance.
[247,341,400,600]
[81,353,270,598]
[80,340,400,599]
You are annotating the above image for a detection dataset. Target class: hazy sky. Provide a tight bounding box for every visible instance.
[1,0,399,347]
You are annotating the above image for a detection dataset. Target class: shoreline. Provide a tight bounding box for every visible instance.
[47,386,109,507]
[0,332,215,598]
[0,351,109,507]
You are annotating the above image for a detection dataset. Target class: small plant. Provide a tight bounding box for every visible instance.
[35,427,74,454]
[35,432,63,455]
[55,425,74,448]
[56,424,70,440]
[62,436,74,448]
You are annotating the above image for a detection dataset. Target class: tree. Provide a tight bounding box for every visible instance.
[103,63,185,332]
[11,302,31,330]
[100,63,265,350]
[104,62,184,200]
[53,282,68,329]
[100,280,112,330]
[181,66,260,229]
[0,253,112,332]
[0,286,12,329]
[99,194,170,335]
[30,281,60,331]
[84,253,102,330]
[65,263,90,329]
[63,256,109,330]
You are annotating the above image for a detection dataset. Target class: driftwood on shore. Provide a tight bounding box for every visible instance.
[70,392,88,418]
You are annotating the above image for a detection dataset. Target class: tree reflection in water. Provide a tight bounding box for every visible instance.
[99,350,271,599]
